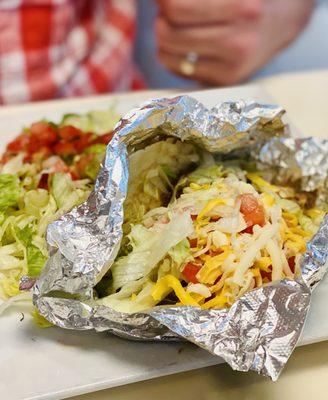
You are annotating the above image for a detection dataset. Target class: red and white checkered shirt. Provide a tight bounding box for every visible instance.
[0,0,145,105]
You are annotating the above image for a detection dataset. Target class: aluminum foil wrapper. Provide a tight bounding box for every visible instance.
[34,96,328,380]
[253,137,328,205]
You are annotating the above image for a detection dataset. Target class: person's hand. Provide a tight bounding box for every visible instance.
[156,0,315,85]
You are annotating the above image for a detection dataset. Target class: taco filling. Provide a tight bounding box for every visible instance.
[97,141,326,313]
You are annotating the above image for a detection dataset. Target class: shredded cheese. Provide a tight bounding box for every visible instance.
[151,274,200,307]
[197,247,230,285]
[282,212,298,227]
[187,283,211,298]
[123,165,324,313]
[201,287,228,309]
[212,231,229,247]
[261,193,275,207]
[290,227,311,237]
[231,224,278,286]
[197,198,227,221]
[247,173,279,192]
[306,208,325,219]
[254,257,272,272]
[285,230,307,252]
[237,271,255,298]
[266,239,283,281]
[190,183,210,191]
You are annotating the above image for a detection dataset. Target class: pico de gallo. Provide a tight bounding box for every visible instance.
[0,109,119,304]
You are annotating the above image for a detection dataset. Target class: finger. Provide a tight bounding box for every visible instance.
[157,50,247,86]
[156,0,263,26]
[156,17,259,64]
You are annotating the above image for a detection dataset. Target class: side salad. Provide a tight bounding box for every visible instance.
[0,109,119,305]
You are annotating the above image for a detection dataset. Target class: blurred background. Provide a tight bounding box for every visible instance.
[0,0,327,104]
[135,0,328,89]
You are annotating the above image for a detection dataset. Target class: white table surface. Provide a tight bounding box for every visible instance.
[71,341,328,400]
[71,69,328,400]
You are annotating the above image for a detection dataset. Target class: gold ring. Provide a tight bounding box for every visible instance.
[179,52,198,76]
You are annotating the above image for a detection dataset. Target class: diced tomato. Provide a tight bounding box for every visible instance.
[241,225,254,234]
[69,168,80,181]
[188,238,198,248]
[182,263,202,284]
[288,257,296,274]
[40,146,52,158]
[52,158,69,173]
[29,122,58,146]
[58,125,82,141]
[74,154,94,178]
[42,156,69,173]
[92,132,113,145]
[1,153,13,163]
[31,146,52,163]
[38,173,49,189]
[191,214,197,221]
[7,133,30,153]
[27,140,41,154]
[209,248,223,257]
[260,266,272,282]
[239,193,265,227]
[23,154,32,163]
[73,132,95,153]
[53,141,77,156]
[210,216,220,222]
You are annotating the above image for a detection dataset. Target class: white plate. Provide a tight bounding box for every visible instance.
[0,85,327,400]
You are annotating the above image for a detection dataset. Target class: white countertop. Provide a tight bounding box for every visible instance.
[72,341,328,400]
[71,69,328,400]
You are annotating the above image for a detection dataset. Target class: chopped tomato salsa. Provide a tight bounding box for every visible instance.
[2,121,114,180]
[182,263,202,283]
[239,193,265,227]
[188,237,198,248]
[288,256,296,273]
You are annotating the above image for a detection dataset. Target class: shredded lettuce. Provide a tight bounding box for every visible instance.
[61,108,120,135]
[51,173,90,213]
[15,225,40,280]
[84,144,107,155]
[98,279,157,313]
[31,309,54,328]
[124,139,199,227]
[0,171,91,301]
[0,107,117,305]
[27,246,47,277]
[168,238,192,266]
[187,165,223,185]
[277,198,301,215]
[24,189,50,217]
[166,238,193,277]
[155,239,193,281]
[84,154,104,181]
[110,212,194,291]
[0,174,21,210]
[0,212,5,226]
[98,209,195,312]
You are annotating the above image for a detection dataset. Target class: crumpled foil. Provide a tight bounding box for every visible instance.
[33,96,328,380]
[253,137,328,205]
